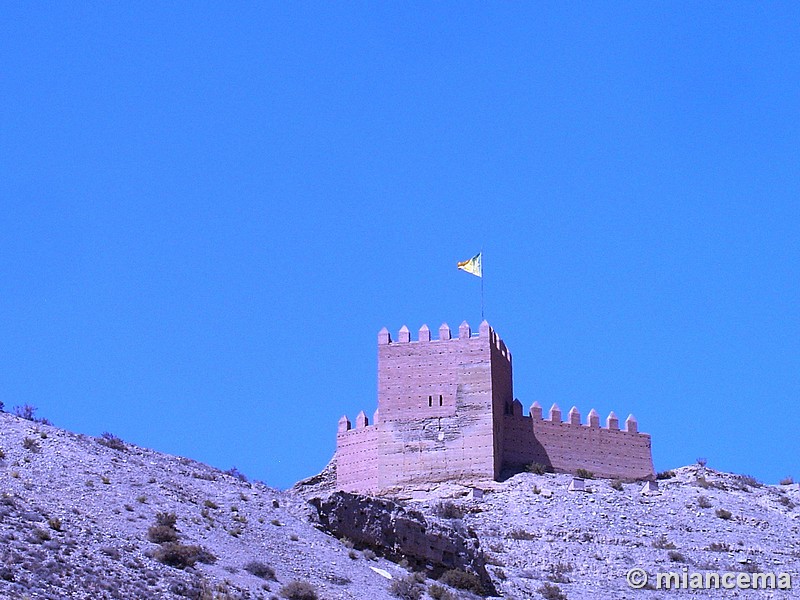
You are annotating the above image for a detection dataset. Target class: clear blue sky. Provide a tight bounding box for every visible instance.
[2,3,798,488]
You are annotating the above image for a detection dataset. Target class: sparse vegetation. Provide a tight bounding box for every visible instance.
[538,582,568,600]
[656,470,676,480]
[13,404,50,424]
[153,542,216,569]
[97,432,127,452]
[228,526,242,537]
[738,560,760,573]
[225,466,248,482]
[526,462,552,475]
[427,583,456,600]
[547,562,573,583]
[434,500,464,519]
[0,447,5,459]
[707,542,731,552]
[696,457,708,468]
[389,574,423,600]
[694,476,722,490]
[508,528,537,540]
[279,580,318,600]
[652,534,676,549]
[148,525,178,544]
[156,512,177,528]
[148,512,179,544]
[715,508,733,520]
[697,495,712,508]
[668,550,686,562]
[736,474,761,489]
[439,569,483,595]
[575,468,594,480]
[780,476,794,486]
[22,437,40,452]
[326,574,351,586]
[2,391,794,600]
[244,560,276,580]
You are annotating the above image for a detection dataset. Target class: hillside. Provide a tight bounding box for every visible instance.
[1,412,798,599]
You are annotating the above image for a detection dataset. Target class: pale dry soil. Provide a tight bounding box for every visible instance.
[1,412,798,599]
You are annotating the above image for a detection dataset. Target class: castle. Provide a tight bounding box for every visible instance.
[336,320,654,494]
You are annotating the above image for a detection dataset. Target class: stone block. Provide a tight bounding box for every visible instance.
[569,478,587,492]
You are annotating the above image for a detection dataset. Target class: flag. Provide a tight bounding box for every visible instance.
[457,252,482,277]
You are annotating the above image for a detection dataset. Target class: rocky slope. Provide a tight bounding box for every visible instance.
[1,412,798,599]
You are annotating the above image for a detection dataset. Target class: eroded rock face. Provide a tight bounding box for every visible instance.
[310,491,496,595]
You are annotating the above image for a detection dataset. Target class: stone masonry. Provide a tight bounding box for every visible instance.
[336,321,654,494]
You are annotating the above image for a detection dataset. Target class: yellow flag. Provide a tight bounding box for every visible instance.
[457,252,482,277]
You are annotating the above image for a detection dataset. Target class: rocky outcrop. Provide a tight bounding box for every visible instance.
[310,491,496,595]
[292,454,337,498]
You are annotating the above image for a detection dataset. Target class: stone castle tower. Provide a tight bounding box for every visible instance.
[336,321,654,494]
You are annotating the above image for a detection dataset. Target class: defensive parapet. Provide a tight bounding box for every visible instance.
[336,320,654,494]
[336,411,380,492]
[503,401,654,479]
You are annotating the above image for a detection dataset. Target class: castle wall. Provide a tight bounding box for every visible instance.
[336,423,379,493]
[375,322,504,489]
[335,321,655,493]
[489,334,513,477]
[502,408,654,480]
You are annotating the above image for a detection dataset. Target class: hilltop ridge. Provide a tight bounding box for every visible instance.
[1,412,798,599]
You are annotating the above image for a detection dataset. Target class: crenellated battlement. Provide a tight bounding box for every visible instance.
[338,409,379,433]
[502,400,652,478]
[521,402,639,432]
[336,319,654,493]
[378,321,511,363]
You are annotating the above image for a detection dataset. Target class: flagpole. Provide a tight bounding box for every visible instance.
[481,274,484,322]
[480,248,484,322]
